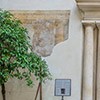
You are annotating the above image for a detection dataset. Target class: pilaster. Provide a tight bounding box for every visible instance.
[82,20,96,100]
[76,1,100,100]
[95,21,100,100]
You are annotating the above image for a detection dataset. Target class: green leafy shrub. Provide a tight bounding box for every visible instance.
[0,9,51,100]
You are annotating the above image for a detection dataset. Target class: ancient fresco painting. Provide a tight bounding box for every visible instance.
[11,10,70,57]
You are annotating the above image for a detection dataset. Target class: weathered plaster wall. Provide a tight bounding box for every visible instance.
[0,0,83,100]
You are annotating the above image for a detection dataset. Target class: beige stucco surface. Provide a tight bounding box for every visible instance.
[0,0,83,100]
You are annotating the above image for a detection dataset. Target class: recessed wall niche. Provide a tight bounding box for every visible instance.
[11,10,70,57]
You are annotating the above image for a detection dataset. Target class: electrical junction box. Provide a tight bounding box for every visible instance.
[55,79,71,96]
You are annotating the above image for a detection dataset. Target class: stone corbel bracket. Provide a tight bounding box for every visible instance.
[10,10,70,57]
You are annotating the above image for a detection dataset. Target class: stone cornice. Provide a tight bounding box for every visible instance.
[76,0,100,20]
[77,2,100,11]
[76,0,100,2]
